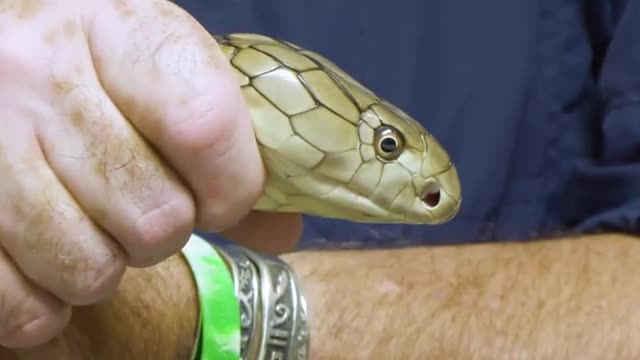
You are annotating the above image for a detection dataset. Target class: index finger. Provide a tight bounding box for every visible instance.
[86,0,264,231]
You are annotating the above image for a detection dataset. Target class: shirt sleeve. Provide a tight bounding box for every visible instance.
[570,0,640,234]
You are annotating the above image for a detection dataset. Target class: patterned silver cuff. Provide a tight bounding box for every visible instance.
[216,244,310,360]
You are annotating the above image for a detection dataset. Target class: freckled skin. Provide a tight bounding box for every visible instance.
[113,0,135,18]
[0,0,281,348]
[0,0,45,20]
[62,20,77,39]
[69,110,83,129]
[41,19,80,46]
[42,28,57,45]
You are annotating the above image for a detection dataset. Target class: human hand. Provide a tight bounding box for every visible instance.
[0,0,301,349]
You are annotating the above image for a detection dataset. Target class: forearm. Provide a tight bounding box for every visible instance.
[3,234,640,359]
[283,233,640,359]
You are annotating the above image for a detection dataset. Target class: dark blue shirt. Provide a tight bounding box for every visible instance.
[177,0,640,248]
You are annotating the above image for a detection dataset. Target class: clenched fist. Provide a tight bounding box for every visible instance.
[0,0,301,349]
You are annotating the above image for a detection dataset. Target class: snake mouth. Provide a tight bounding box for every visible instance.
[421,180,441,209]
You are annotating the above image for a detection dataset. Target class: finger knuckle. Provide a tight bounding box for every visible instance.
[0,24,58,92]
[0,295,69,348]
[169,91,242,155]
[64,248,126,305]
[195,159,265,231]
[0,293,31,335]
[131,196,195,265]
[16,201,125,305]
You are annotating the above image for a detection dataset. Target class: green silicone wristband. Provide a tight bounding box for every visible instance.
[181,234,241,360]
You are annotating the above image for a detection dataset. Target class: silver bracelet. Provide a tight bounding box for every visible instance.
[245,248,310,360]
[215,245,261,359]
[216,244,310,360]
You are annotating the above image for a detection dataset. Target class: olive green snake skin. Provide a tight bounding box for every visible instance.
[215,33,461,225]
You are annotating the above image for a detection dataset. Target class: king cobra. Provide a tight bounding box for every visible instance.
[215,33,461,225]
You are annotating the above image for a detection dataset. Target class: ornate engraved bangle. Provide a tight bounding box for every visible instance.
[242,248,311,360]
[216,245,261,360]
[211,242,310,360]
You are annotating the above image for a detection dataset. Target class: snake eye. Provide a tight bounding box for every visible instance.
[374,125,404,160]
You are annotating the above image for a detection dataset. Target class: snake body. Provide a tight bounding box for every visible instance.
[215,33,461,225]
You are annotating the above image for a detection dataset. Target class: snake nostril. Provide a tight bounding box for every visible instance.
[424,190,441,207]
[422,182,441,208]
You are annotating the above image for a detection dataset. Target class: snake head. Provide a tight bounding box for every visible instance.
[348,100,462,224]
[218,33,461,225]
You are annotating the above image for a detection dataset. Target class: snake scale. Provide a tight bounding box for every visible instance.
[215,33,461,225]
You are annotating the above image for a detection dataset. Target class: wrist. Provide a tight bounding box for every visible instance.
[0,254,200,360]
[76,253,199,359]
[0,238,310,360]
